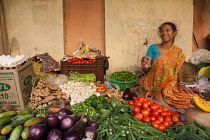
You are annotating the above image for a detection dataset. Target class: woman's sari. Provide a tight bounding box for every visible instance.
[140,45,195,109]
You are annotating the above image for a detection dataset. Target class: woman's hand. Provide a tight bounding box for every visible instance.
[179,85,195,95]
[141,56,150,72]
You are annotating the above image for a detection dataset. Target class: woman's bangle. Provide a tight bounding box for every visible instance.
[178,82,185,86]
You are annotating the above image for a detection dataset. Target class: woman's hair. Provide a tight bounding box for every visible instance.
[159,22,177,32]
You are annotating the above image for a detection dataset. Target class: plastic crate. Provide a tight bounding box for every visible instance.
[60,60,106,82]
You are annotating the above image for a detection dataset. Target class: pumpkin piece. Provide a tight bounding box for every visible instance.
[184,107,210,130]
[190,96,210,112]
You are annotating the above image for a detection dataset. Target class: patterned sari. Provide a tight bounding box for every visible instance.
[140,45,195,109]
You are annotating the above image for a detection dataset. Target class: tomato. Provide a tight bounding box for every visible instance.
[138,97,145,103]
[162,121,171,128]
[143,116,150,123]
[153,120,161,125]
[142,102,149,109]
[134,101,142,107]
[150,104,160,111]
[129,100,134,105]
[133,107,141,114]
[166,111,172,116]
[146,99,153,106]
[151,121,159,129]
[133,97,139,102]
[150,116,156,122]
[171,112,180,117]
[151,110,159,117]
[129,105,135,108]
[156,108,162,113]
[141,109,150,116]
[175,122,184,125]
[160,111,167,117]
[134,113,143,121]
[172,116,181,123]
[146,108,151,112]
[164,116,172,122]
[162,106,169,112]
[157,116,164,123]
[169,121,175,126]
[126,101,130,105]
[158,124,167,131]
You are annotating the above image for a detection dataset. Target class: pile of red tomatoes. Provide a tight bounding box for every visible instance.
[126,97,183,131]
[67,58,96,64]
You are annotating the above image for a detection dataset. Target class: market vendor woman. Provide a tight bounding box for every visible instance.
[140,22,197,111]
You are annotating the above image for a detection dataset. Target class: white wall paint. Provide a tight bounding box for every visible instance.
[2,0,64,62]
[105,0,193,75]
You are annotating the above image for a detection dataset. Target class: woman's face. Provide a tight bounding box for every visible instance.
[159,24,176,43]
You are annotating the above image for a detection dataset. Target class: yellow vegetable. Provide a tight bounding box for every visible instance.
[190,96,210,112]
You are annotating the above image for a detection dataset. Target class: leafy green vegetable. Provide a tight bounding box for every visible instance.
[68,72,96,83]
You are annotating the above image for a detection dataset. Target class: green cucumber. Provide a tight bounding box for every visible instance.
[0,116,13,125]
[10,114,35,127]
[0,111,16,118]
[8,125,23,140]
[11,115,25,121]
[0,135,6,140]
[21,126,30,140]
[23,117,45,127]
[1,124,13,135]
[17,110,32,115]
[0,125,5,132]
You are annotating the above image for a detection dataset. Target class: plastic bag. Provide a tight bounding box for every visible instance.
[190,49,210,65]
[46,74,68,85]
[104,80,120,91]
[73,40,102,59]
[195,75,210,91]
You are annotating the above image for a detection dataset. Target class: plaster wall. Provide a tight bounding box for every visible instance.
[2,0,64,62]
[105,0,193,75]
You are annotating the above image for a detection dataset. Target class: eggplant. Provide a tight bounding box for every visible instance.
[83,126,97,139]
[60,115,76,131]
[122,88,132,101]
[45,114,60,129]
[65,130,80,140]
[131,92,138,100]
[87,120,99,129]
[57,108,73,116]
[65,118,86,140]
[47,129,63,140]
[29,124,48,140]
[80,115,89,124]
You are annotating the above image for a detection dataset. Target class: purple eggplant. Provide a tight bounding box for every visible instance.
[47,129,63,140]
[29,124,48,140]
[65,130,80,140]
[66,118,86,140]
[131,92,138,100]
[45,114,60,129]
[87,120,99,129]
[122,88,132,101]
[80,115,89,124]
[83,126,97,139]
[60,115,76,131]
[57,108,73,116]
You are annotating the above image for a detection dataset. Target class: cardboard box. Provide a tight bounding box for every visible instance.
[0,61,34,111]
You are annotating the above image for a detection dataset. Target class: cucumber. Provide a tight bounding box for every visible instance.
[0,110,5,113]
[0,125,5,132]
[21,126,30,140]
[10,114,35,127]
[0,111,16,118]
[17,110,32,115]
[8,125,23,140]
[23,117,45,127]
[1,124,13,135]
[0,135,6,140]
[11,115,25,121]
[0,116,13,125]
